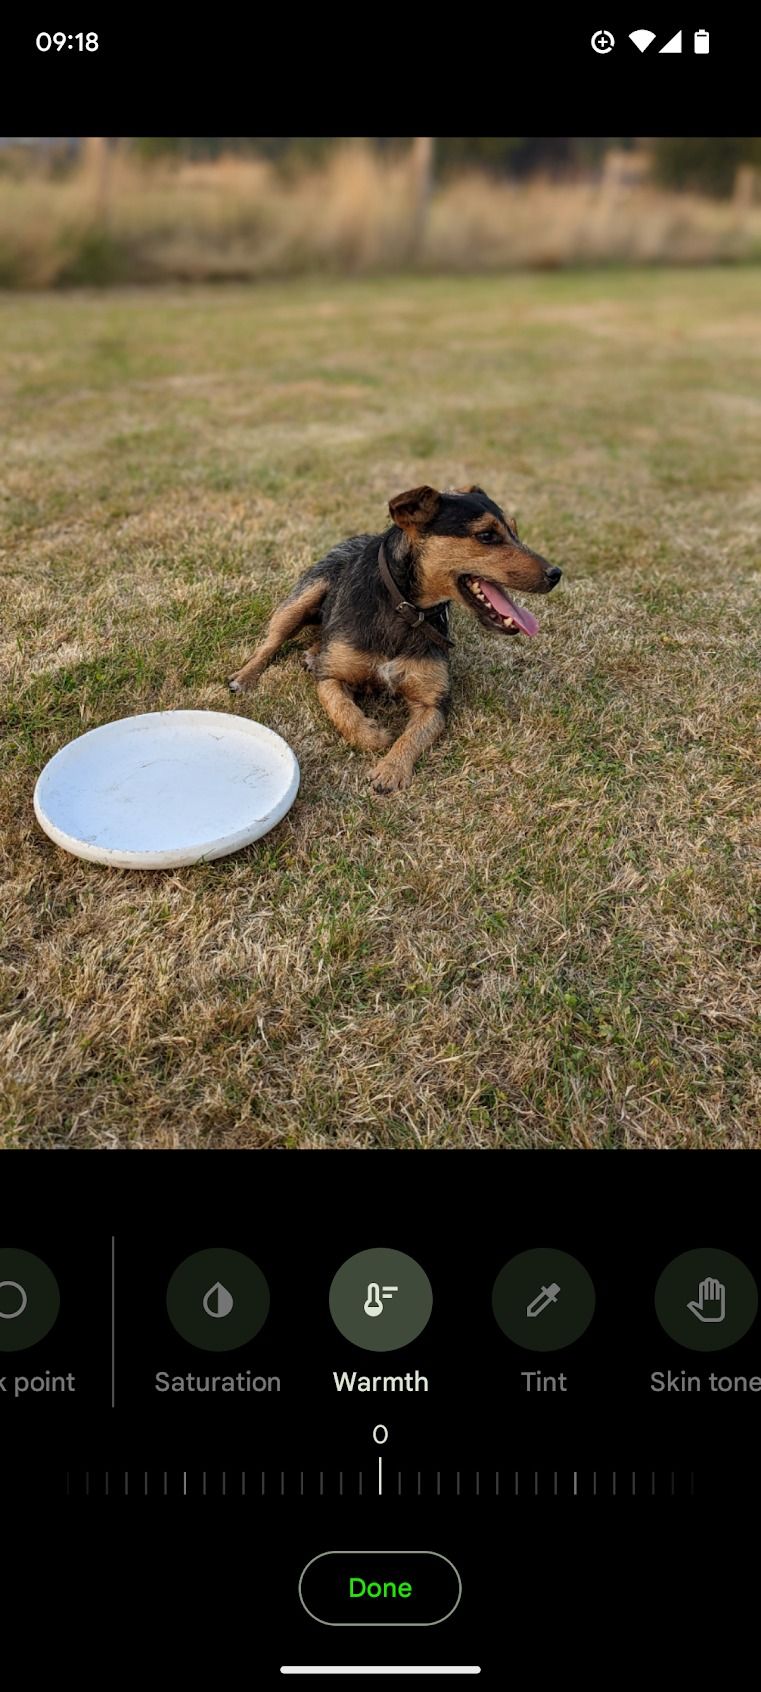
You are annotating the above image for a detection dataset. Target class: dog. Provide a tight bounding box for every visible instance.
[228,485,561,793]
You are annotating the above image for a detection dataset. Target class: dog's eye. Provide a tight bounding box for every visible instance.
[476,529,501,545]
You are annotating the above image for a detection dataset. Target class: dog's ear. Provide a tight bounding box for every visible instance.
[509,513,520,539]
[388,485,441,531]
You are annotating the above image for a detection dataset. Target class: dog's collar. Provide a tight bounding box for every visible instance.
[378,541,454,654]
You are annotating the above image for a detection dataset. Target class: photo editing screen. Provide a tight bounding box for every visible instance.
[2,17,760,1682]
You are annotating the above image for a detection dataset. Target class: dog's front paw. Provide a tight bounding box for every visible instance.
[368,756,412,795]
[364,725,392,753]
[228,670,256,694]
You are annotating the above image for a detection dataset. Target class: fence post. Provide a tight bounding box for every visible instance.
[83,136,112,222]
[409,137,434,259]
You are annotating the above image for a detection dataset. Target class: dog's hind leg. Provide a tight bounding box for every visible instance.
[229,575,328,693]
[302,640,321,674]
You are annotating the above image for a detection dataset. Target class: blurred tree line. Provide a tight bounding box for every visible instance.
[133,137,626,172]
[651,137,761,197]
[132,137,761,197]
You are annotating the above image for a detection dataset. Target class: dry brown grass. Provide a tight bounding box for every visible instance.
[1,147,761,286]
[1,270,760,1149]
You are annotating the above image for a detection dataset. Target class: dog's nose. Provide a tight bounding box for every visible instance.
[544,565,562,588]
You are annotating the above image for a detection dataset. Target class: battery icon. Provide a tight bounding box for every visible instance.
[695,29,709,53]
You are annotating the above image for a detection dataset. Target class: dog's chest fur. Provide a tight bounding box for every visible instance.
[377,658,404,693]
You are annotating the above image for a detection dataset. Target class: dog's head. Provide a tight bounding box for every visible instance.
[388,484,561,636]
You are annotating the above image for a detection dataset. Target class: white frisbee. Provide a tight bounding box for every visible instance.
[33,710,300,869]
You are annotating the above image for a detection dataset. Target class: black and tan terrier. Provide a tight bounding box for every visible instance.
[229,484,561,793]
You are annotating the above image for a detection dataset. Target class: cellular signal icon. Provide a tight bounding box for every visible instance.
[629,29,656,51]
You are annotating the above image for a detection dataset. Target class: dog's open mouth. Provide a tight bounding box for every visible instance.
[459,575,539,637]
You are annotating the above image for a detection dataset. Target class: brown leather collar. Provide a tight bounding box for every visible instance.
[378,541,454,653]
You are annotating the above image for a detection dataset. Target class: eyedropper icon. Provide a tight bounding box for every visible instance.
[526,1282,561,1319]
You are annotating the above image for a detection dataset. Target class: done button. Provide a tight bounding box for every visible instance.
[299,1551,461,1626]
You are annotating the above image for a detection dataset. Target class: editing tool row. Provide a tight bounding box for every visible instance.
[1,1245,757,1355]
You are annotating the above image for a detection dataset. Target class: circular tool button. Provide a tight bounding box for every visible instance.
[0,1248,60,1352]
[492,1248,596,1351]
[329,1248,432,1353]
[655,1248,757,1352]
[166,1248,270,1351]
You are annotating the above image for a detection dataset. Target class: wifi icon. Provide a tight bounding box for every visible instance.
[629,28,656,50]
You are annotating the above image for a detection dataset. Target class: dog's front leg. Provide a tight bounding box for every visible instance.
[368,656,450,794]
[369,703,446,793]
[316,678,391,752]
[369,657,450,794]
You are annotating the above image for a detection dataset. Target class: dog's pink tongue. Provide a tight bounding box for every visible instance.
[480,580,539,636]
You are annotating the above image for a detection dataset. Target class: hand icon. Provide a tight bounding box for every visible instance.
[687,1277,726,1324]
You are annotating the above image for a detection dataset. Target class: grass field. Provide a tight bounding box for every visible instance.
[2,271,760,1149]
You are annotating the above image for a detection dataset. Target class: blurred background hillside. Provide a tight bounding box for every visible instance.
[1,135,760,286]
